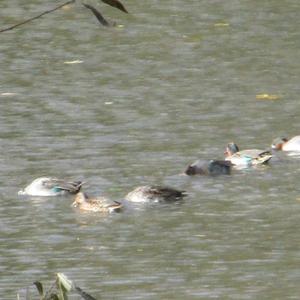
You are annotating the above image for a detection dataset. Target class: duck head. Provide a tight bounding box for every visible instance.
[224,142,239,156]
[271,137,288,150]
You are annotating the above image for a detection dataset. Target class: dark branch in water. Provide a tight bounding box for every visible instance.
[100,0,129,13]
[82,3,111,27]
[75,286,98,300]
[0,0,75,33]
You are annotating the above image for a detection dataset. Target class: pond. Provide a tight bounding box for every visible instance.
[0,0,300,299]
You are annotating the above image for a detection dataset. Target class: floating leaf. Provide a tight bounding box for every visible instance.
[56,273,73,292]
[214,22,229,27]
[1,92,17,96]
[183,34,202,43]
[63,60,83,64]
[256,94,279,100]
[57,285,68,300]
[61,4,72,11]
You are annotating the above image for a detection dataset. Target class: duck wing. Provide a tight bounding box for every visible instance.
[89,198,122,212]
[236,149,272,165]
[150,186,187,201]
[109,201,123,212]
[44,179,83,194]
[238,149,262,158]
[208,160,232,175]
[185,159,232,176]
[256,150,272,164]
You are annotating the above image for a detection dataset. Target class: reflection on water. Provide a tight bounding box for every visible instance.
[1,0,300,299]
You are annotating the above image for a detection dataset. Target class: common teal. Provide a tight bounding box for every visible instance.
[271,136,300,152]
[125,186,187,203]
[18,177,83,196]
[184,159,232,176]
[72,192,122,213]
[224,142,272,167]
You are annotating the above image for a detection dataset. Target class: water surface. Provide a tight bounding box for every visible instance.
[1,0,300,299]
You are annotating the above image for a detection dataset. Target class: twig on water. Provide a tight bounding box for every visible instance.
[0,0,75,33]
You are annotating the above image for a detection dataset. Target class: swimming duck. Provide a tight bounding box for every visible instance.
[18,177,83,196]
[271,136,300,152]
[72,192,122,213]
[184,159,232,176]
[125,185,187,203]
[224,142,272,167]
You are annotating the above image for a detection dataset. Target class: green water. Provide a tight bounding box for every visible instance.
[0,0,300,299]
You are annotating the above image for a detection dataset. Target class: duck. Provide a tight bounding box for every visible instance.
[125,185,187,203]
[72,192,122,213]
[271,136,300,152]
[18,177,83,196]
[184,159,232,176]
[224,142,272,167]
